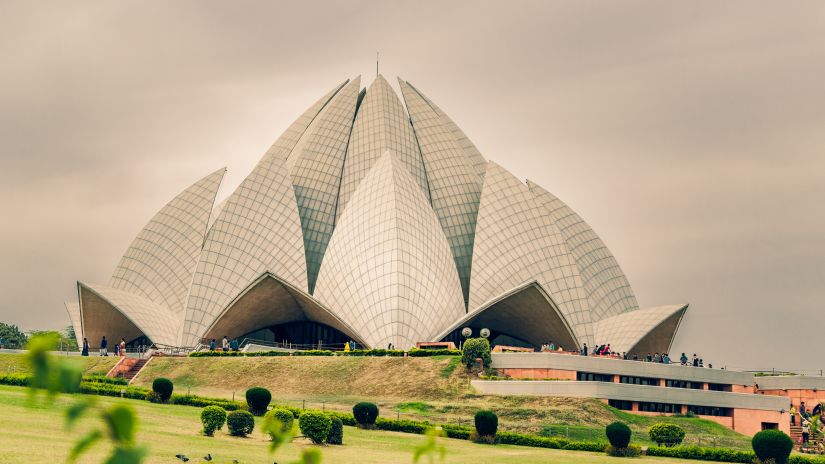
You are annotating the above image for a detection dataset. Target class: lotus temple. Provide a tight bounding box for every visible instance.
[66,75,689,353]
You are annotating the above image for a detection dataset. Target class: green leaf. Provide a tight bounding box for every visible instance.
[292,448,322,464]
[102,404,138,444]
[69,429,103,462]
[103,446,147,464]
[65,398,95,429]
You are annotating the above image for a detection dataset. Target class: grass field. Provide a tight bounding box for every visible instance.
[0,352,117,376]
[0,384,725,464]
[0,353,751,449]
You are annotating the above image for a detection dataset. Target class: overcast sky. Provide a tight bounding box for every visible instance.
[0,1,822,371]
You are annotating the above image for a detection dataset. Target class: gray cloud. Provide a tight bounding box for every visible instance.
[0,0,822,371]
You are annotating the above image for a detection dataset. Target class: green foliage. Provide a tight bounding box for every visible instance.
[413,427,447,464]
[226,410,255,437]
[28,329,78,351]
[264,407,295,437]
[151,378,173,401]
[341,349,405,357]
[0,322,28,348]
[299,410,332,444]
[647,445,755,463]
[326,415,343,445]
[200,405,227,436]
[461,338,491,369]
[407,349,460,357]
[752,430,793,464]
[145,391,164,403]
[353,401,379,427]
[606,421,632,448]
[83,374,128,385]
[649,423,686,447]
[607,444,642,457]
[245,386,272,415]
[474,410,498,438]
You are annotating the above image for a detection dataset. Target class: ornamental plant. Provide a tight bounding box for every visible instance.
[245,386,272,415]
[264,407,295,438]
[353,402,379,428]
[605,421,632,449]
[648,423,685,447]
[227,410,255,437]
[200,406,227,436]
[326,416,344,445]
[151,378,173,402]
[299,410,332,444]
[752,429,793,464]
[474,410,498,438]
[461,338,491,369]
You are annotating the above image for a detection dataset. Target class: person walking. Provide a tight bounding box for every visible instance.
[81,338,89,356]
[119,338,127,357]
[100,336,108,356]
[802,420,810,445]
[222,336,229,352]
[209,339,216,351]
[790,404,797,426]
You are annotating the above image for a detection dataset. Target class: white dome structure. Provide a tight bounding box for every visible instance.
[68,75,687,354]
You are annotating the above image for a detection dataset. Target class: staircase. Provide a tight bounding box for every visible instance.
[106,356,152,384]
[123,358,149,382]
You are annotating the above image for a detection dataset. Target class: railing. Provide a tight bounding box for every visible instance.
[152,344,199,356]
[196,338,352,352]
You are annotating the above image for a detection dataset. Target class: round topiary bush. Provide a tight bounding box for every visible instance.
[474,410,498,438]
[299,410,332,444]
[201,405,227,436]
[245,387,272,416]
[353,402,379,428]
[152,378,174,402]
[326,416,343,445]
[264,407,295,438]
[226,410,255,437]
[752,429,793,464]
[648,423,685,447]
[461,338,492,369]
[606,421,632,449]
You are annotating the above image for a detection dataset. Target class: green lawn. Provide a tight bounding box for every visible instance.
[0,384,721,464]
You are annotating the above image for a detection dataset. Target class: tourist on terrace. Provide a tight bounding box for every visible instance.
[801,420,810,444]
[812,402,822,417]
[119,338,126,356]
[581,343,588,356]
[230,338,239,351]
[221,336,229,352]
[645,353,652,362]
[680,352,688,365]
[663,353,671,364]
[698,358,704,367]
[100,336,108,356]
[622,352,628,360]
[653,352,662,363]
[791,404,797,426]
[692,354,699,367]
[81,338,89,356]
[209,339,216,351]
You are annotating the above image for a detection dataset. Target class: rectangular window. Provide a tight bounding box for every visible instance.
[665,379,703,389]
[608,399,634,411]
[637,402,682,413]
[576,372,614,382]
[620,376,659,386]
[687,405,733,417]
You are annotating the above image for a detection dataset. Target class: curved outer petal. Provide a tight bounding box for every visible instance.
[315,151,465,349]
[64,301,83,347]
[337,75,430,221]
[470,162,593,342]
[398,78,482,305]
[179,81,347,346]
[527,181,640,323]
[79,282,179,347]
[402,81,487,178]
[286,77,362,293]
[593,304,688,355]
[109,168,226,313]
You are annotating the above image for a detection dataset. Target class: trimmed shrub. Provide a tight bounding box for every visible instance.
[299,410,332,444]
[245,387,272,415]
[606,422,632,449]
[408,348,461,357]
[752,430,793,464]
[474,410,498,438]
[647,445,755,463]
[265,407,295,438]
[226,410,255,437]
[326,416,343,445]
[353,402,379,428]
[649,423,686,447]
[145,391,164,403]
[201,406,227,436]
[170,394,245,411]
[152,377,174,402]
[607,444,642,457]
[461,338,492,369]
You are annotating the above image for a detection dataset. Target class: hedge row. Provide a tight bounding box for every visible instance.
[189,348,460,358]
[647,446,825,464]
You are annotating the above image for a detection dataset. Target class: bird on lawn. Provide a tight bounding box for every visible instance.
[175,455,189,462]
[203,454,212,462]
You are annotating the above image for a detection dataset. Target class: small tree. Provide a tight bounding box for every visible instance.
[0,322,28,349]
[201,406,227,436]
[353,402,379,428]
[648,423,685,447]
[752,429,793,464]
[606,422,632,449]
[152,378,174,402]
[299,411,332,444]
[245,387,272,415]
[461,338,491,369]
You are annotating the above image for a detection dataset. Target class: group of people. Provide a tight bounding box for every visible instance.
[572,343,714,368]
[208,336,238,352]
[791,401,824,446]
[540,341,565,352]
[79,336,127,357]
